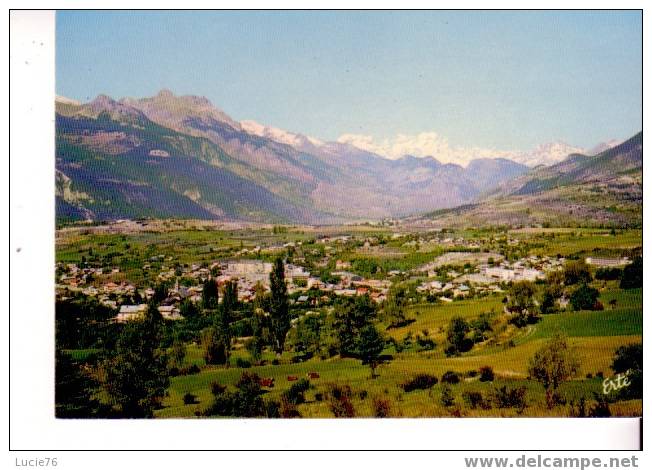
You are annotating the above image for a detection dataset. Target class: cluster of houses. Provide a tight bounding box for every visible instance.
[57,263,120,287]
[62,234,630,325]
[389,231,521,251]
[415,254,567,301]
[57,255,394,324]
[214,261,390,305]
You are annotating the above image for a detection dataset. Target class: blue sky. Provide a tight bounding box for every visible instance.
[56,10,642,152]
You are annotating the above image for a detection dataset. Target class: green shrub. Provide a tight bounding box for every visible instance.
[265,399,281,418]
[235,357,252,368]
[570,284,600,311]
[441,371,461,384]
[479,366,495,382]
[462,391,489,409]
[620,257,642,289]
[492,385,527,412]
[595,267,622,281]
[440,385,455,407]
[416,336,436,351]
[210,382,226,396]
[283,378,310,405]
[401,373,438,392]
[182,393,197,405]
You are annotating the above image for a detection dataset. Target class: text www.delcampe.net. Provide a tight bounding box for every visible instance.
[464,455,639,469]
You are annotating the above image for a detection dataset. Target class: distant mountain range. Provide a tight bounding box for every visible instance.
[416,132,642,228]
[55,90,638,225]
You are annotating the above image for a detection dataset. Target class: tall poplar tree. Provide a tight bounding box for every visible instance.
[269,257,290,355]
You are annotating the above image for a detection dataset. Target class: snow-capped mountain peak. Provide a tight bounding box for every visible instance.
[514,141,585,167]
[241,120,323,150]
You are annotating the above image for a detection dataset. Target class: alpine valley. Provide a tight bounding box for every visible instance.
[55,90,641,227]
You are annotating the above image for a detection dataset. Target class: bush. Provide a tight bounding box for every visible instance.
[230,372,265,417]
[283,378,310,405]
[440,385,455,407]
[211,382,226,396]
[508,310,540,328]
[570,284,600,311]
[416,336,436,351]
[595,267,622,281]
[479,366,495,382]
[265,399,281,418]
[569,397,588,417]
[204,391,234,416]
[492,385,527,412]
[462,391,490,409]
[445,317,473,356]
[588,394,611,417]
[372,397,392,417]
[235,357,252,368]
[401,373,438,392]
[327,384,356,417]
[620,257,642,289]
[358,390,368,400]
[441,371,460,384]
[563,260,592,285]
[280,396,301,418]
[183,393,197,405]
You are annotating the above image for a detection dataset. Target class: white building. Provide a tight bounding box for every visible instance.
[116,304,148,323]
[585,257,631,267]
[484,267,543,282]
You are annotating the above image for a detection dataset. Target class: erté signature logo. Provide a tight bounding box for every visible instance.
[602,370,632,395]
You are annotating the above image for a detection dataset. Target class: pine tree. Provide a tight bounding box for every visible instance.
[357,324,385,378]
